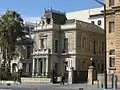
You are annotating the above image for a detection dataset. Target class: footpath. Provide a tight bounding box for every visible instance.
[0,81,120,90]
[53,83,120,90]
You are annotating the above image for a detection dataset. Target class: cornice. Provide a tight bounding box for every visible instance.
[106,6,120,15]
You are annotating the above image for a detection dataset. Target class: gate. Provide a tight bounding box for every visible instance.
[73,70,88,83]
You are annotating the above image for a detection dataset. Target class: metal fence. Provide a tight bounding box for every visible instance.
[72,70,88,83]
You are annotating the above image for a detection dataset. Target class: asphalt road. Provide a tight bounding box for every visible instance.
[0,83,52,90]
[0,83,70,90]
[0,83,119,90]
[0,83,89,90]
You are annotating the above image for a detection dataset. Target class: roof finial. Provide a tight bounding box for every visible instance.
[51,6,52,11]
[44,8,46,12]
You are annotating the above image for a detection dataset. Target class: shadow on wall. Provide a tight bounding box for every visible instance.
[72,70,88,83]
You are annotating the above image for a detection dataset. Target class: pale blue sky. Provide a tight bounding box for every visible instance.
[0,0,103,17]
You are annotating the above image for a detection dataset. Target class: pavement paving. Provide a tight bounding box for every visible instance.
[0,83,119,90]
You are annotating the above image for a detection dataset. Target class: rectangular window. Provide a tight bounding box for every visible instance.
[55,63,58,71]
[82,38,86,48]
[102,42,104,53]
[64,61,68,71]
[101,64,104,71]
[109,21,115,33]
[63,38,68,52]
[81,60,85,69]
[27,46,31,59]
[109,57,115,67]
[91,21,95,24]
[54,40,58,53]
[109,49,115,55]
[40,39,44,48]
[23,63,26,72]
[98,20,101,26]
[29,63,32,72]
[93,41,96,54]
[109,0,114,7]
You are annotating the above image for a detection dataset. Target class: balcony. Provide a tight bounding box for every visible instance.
[36,24,53,30]
[32,48,51,55]
[34,24,59,31]
[108,67,116,74]
[60,49,68,55]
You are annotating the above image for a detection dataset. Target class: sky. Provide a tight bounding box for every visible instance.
[0,0,103,20]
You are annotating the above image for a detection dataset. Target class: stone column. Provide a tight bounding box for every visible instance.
[36,58,39,76]
[46,58,48,76]
[32,59,35,76]
[68,67,74,84]
[42,58,46,76]
[42,58,44,76]
[88,66,94,85]
[40,60,42,75]
[26,64,29,75]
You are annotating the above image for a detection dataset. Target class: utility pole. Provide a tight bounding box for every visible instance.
[94,0,107,89]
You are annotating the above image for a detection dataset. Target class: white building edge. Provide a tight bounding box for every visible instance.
[66,7,104,29]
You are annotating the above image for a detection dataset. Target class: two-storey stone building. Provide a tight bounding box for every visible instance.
[32,9,105,79]
[105,0,120,81]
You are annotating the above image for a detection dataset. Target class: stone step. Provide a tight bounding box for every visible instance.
[21,77,51,83]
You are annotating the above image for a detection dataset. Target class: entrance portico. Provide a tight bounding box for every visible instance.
[32,57,48,76]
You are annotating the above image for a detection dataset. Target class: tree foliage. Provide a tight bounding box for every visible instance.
[0,10,25,52]
[0,10,25,78]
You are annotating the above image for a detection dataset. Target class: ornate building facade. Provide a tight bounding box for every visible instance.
[32,9,105,78]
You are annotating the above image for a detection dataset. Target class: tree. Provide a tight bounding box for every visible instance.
[0,10,25,78]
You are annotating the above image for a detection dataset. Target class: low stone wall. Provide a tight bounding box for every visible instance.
[0,80,20,85]
[0,78,51,84]
[21,77,51,83]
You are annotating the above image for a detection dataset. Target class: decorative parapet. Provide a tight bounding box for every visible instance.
[32,48,51,55]
[45,9,65,15]
[34,24,59,31]
[61,23,76,30]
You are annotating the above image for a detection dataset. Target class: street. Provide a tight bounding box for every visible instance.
[0,83,120,90]
[0,83,95,90]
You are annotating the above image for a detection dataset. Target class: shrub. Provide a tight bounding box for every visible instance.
[47,71,52,78]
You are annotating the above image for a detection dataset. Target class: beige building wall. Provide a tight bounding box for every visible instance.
[106,14,115,73]
[76,28,104,72]
[64,30,76,70]
[34,31,53,50]
[64,31,76,53]
[105,0,120,8]
[106,0,120,80]
[115,11,120,78]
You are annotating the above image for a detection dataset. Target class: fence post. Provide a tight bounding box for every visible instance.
[68,67,73,84]
[88,66,94,85]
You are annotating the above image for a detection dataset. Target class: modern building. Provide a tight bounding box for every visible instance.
[32,9,105,82]
[66,7,104,29]
[105,0,120,81]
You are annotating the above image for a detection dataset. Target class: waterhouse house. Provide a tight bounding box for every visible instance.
[32,9,105,79]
